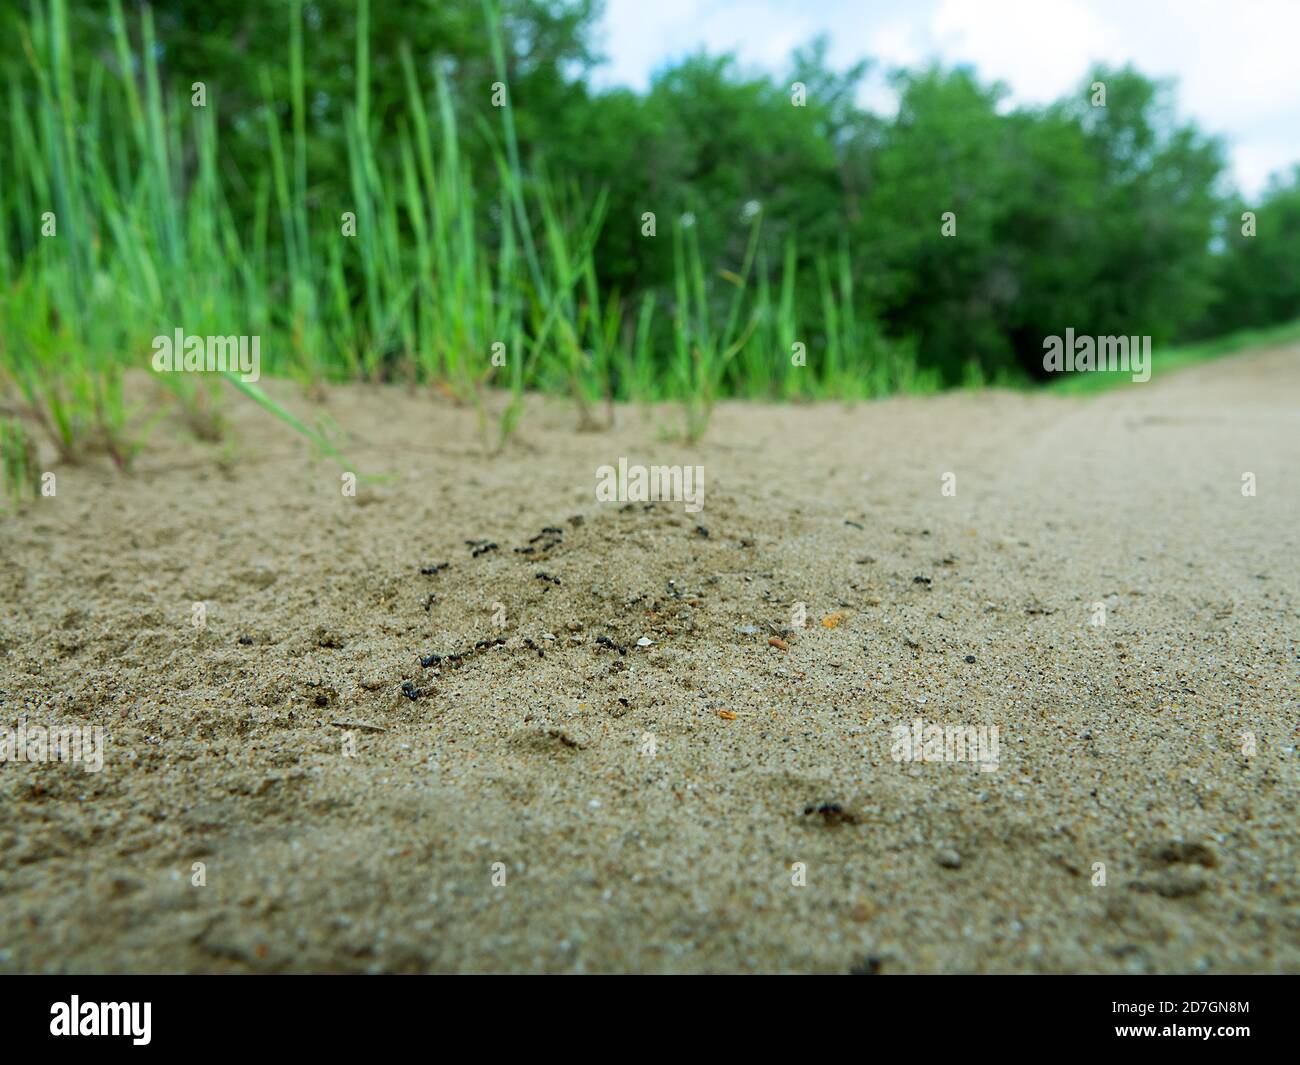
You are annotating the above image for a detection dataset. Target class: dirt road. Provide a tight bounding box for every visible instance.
[1,344,1296,973]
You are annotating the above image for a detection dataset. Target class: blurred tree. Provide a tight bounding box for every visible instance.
[1201,167,1300,334]
[1058,64,1227,350]
[0,0,600,208]
[0,1,1280,387]
[858,66,1021,379]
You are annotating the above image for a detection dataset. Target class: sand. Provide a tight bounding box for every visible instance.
[1,344,1297,974]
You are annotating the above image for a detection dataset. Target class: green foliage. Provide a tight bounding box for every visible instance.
[862,67,1020,379]
[0,416,40,507]
[1062,66,1226,349]
[0,0,1292,461]
[857,64,1230,382]
[1200,167,1300,335]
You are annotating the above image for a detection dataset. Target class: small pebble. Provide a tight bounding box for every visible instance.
[937,848,962,869]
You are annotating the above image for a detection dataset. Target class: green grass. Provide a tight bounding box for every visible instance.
[0,415,40,507]
[2,0,1285,469]
[1049,318,1300,395]
[0,0,937,462]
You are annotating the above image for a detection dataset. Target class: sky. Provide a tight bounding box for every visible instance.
[590,0,1300,198]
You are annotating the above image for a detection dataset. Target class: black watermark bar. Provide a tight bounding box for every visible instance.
[3,975,1293,1052]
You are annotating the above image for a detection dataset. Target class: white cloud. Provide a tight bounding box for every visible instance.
[866,19,926,70]
[592,0,822,89]
[593,0,1300,194]
[929,0,1120,101]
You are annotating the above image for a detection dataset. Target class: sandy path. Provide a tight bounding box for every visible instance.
[1,344,1296,973]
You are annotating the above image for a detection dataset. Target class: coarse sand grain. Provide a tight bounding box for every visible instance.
[1,344,1297,973]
